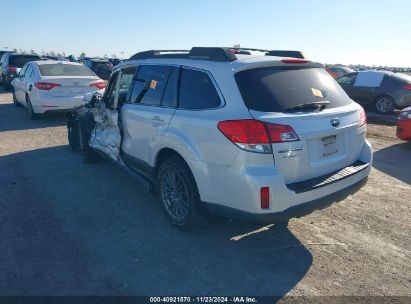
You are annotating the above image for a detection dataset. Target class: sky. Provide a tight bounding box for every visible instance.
[2,0,411,67]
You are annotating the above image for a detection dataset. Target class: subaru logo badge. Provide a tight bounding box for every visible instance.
[331,118,340,127]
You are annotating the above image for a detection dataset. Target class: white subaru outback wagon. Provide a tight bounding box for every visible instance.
[67,47,372,230]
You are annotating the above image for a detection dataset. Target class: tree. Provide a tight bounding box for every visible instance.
[80,52,86,59]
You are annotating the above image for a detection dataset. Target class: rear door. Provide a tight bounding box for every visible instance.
[13,64,29,101]
[235,66,365,183]
[121,65,179,172]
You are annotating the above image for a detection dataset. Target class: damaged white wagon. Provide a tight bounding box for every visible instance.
[67,47,372,230]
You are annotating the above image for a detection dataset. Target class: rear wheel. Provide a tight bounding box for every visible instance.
[26,95,41,120]
[374,95,395,114]
[157,156,206,230]
[12,87,21,107]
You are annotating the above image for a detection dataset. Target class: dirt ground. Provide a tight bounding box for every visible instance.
[0,88,410,299]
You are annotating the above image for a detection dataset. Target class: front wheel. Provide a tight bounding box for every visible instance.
[26,96,41,120]
[157,156,205,230]
[374,95,395,114]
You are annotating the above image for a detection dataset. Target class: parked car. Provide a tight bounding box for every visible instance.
[0,50,13,61]
[11,60,106,119]
[337,71,411,114]
[0,53,42,90]
[67,47,372,230]
[84,58,113,80]
[108,58,122,66]
[397,106,411,141]
[42,55,59,61]
[326,65,354,79]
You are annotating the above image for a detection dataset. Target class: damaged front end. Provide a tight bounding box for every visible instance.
[67,94,123,164]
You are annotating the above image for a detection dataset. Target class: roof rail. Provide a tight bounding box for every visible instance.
[226,47,306,59]
[128,47,306,61]
[266,50,305,59]
[129,47,237,62]
[129,50,190,60]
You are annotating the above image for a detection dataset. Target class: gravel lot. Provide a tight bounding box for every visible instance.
[0,87,410,298]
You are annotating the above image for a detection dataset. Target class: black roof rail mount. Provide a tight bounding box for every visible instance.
[129,47,237,62]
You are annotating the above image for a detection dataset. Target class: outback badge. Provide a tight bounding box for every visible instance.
[330,118,340,127]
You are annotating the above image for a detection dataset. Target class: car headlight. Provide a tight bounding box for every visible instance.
[399,111,411,120]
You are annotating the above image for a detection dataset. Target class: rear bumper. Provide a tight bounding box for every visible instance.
[207,177,368,224]
[31,95,87,114]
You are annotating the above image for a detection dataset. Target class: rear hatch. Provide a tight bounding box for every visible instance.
[235,64,366,183]
[38,63,102,97]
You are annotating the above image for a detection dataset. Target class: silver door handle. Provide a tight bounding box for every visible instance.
[151,117,164,127]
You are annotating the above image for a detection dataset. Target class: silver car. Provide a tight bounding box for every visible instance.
[68,47,372,230]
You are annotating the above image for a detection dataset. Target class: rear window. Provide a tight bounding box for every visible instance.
[9,55,41,68]
[38,64,96,76]
[93,61,112,69]
[235,67,352,112]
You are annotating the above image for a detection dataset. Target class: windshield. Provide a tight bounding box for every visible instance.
[39,64,96,76]
[235,67,352,112]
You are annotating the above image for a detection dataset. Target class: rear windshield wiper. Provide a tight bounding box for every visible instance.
[285,101,330,112]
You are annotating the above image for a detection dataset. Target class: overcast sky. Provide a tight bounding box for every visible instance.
[2,0,410,67]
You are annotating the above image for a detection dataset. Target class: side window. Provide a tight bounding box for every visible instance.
[162,67,179,107]
[337,73,357,86]
[25,65,33,79]
[179,68,221,109]
[129,65,172,105]
[117,66,137,107]
[103,71,119,108]
[19,64,28,78]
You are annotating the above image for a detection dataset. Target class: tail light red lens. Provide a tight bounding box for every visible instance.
[89,81,107,89]
[265,124,299,143]
[402,84,411,90]
[260,187,270,209]
[359,108,367,127]
[34,82,61,90]
[281,59,309,64]
[217,120,299,153]
[217,120,270,144]
[7,66,17,73]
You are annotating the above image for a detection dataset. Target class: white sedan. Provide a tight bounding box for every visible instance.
[11,60,107,119]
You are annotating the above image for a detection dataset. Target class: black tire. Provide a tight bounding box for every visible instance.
[374,95,395,114]
[11,87,21,107]
[3,80,11,91]
[78,119,101,163]
[157,155,206,230]
[26,95,41,120]
[67,117,80,152]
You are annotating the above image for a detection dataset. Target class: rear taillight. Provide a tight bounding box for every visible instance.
[217,120,299,154]
[89,81,107,89]
[281,59,310,64]
[359,108,367,127]
[402,84,411,90]
[7,66,17,73]
[34,82,61,90]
